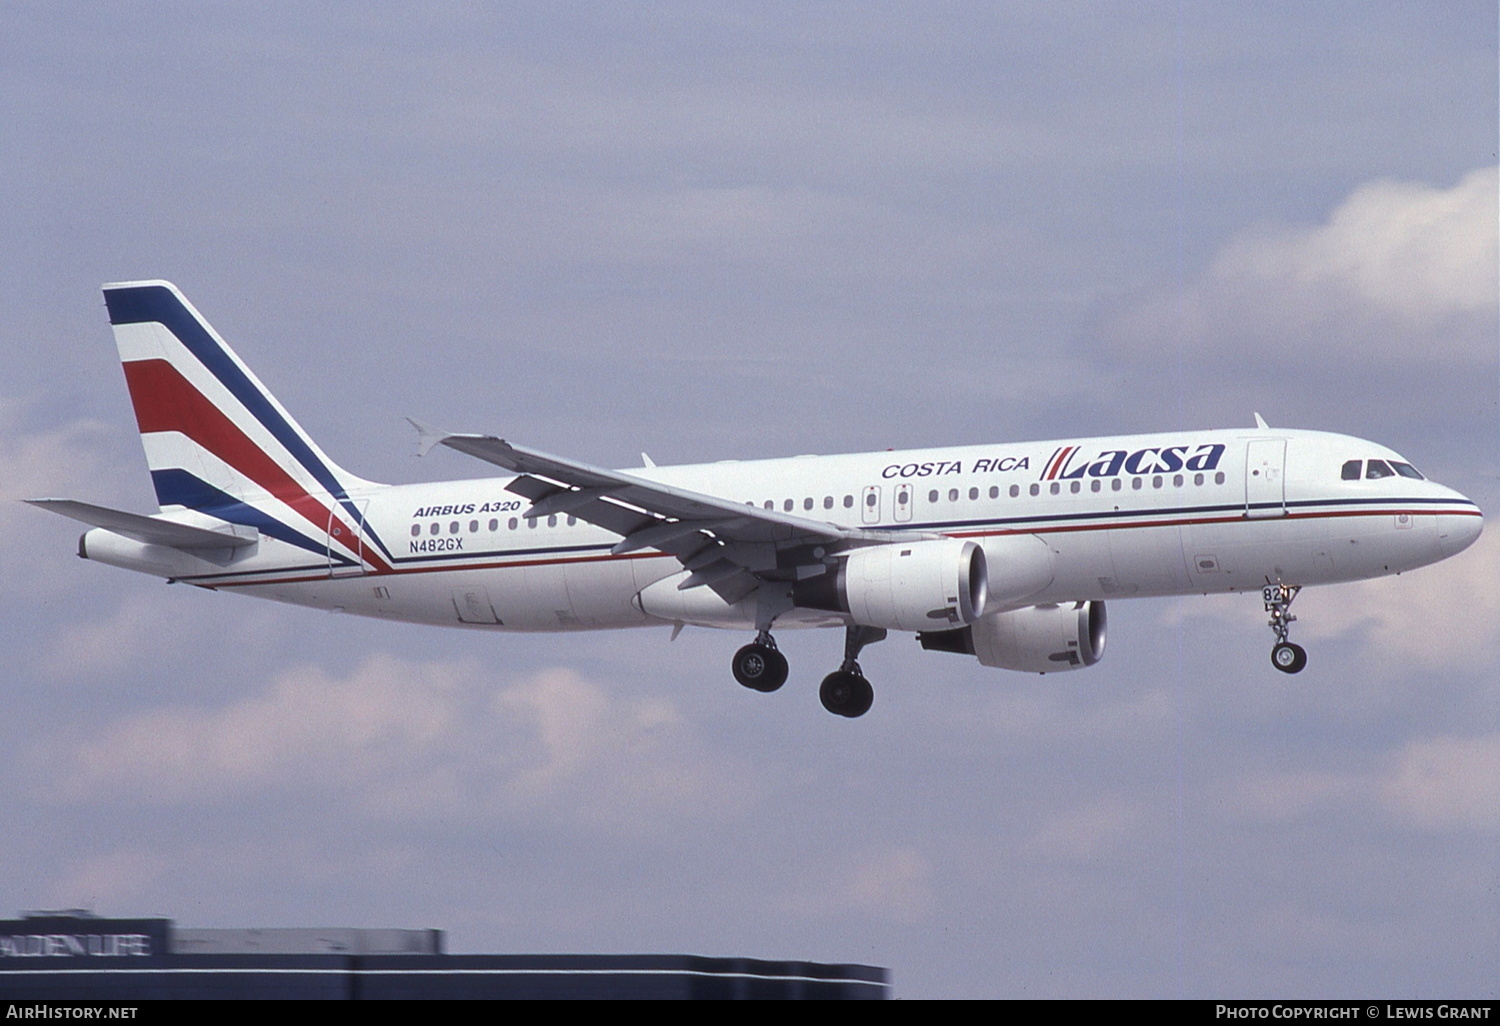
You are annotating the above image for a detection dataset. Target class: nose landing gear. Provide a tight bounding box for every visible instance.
[1264,582,1307,674]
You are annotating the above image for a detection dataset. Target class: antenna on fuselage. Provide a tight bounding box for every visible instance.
[1253,412,1270,429]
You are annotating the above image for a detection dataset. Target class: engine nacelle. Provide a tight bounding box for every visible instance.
[919,601,1106,673]
[794,538,988,632]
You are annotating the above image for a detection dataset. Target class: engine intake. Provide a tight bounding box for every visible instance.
[794,538,988,632]
[919,601,1106,673]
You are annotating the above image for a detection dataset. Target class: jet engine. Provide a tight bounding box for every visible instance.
[794,538,988,632]
[919,601,1106,673]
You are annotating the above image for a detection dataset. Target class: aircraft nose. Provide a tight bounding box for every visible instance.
[1436,501,1483,558]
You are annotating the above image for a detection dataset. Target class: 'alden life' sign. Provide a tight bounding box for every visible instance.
[0,917,167,960]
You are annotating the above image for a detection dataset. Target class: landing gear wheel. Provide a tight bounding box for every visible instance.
[1271,641,1307,674]
[733,643,788,692]
[819,669,874,718]
[1263,582,1306,675]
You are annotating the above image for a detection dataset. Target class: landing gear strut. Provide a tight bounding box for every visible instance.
[732,631,788,692]
[1263,582,1307,674]
[819,626,885,718]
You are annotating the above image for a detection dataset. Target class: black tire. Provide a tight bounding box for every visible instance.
[819,670,874,718]
[733,643,788,692]
[1271,641,1307,674]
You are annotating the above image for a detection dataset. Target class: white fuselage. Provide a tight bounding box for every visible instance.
[86,426,1481,635]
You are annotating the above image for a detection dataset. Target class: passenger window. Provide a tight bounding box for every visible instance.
[1214,472,1225,485]
[844,495,855,508]
[1173,474,1183,487]
[508,518,517,530]
[567,515,576,526]
[410,524,420,537]
[488,519,498,531]
[1049,483,1060,495]
[429,523,439,536]
[764,500,773,510]
[469,520,479,532]
[929,490,939,503]
[1193,473,1204,486]
[783,499,794,512]
[823,496,833,509]
[1091,480,1101,492]
[1069,481,1080,494]
[969,487,979,500]
[1341,460,1362,481]
[1029,484,1039,497]
[1009,485,1019,498]
[1366,460,1394,480]
[948,488,959,502]
[1131,478,1142,490]
[1111,479,1122,492]
[803,497,813,511]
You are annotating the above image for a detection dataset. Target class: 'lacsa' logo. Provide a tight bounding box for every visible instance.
[1041,443,1226,481]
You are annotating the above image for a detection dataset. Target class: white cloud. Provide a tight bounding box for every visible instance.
[1160,528,1499,676]
[1377,732,1500,833]
[953,685,1177,750]
[40,655,756,837]
[41,846,171,914]
[1217,730,1499,838]
[1296,527,1500,672]
[1109,167,1498,366]
[42,594,201,681]
[1023,798,1147,862]
[45,654,459,804]
[0,403,125,582]
[0,403,120,510]
[775,846,935,925]
[1215,168,1496,323]
[1219,770,1362,824]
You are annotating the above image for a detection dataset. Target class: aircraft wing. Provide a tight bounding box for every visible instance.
[411,422,924,601]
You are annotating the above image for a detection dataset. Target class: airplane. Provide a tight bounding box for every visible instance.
[29,281,1484,717]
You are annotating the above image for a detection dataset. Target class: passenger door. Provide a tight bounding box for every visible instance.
[1244,439,1287,518]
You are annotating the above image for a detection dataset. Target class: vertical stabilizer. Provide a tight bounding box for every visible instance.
[102,280,384,565]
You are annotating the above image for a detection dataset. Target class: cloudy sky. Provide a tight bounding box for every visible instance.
[3,2,1495,998]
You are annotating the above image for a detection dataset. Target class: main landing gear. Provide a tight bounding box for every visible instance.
[1264,581,1307,674]
[730,625,887,717]
[732,632,788,692]
[819,626,886,719]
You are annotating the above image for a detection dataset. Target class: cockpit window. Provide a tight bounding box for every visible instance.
[1365,459,1394,480]
[1390,461,1424,480]
[1340,460,1362,481]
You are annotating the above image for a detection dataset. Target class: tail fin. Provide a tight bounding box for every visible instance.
[103,280,378,522]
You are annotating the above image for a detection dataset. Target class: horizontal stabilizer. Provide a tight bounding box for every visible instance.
[26,499,259,550]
